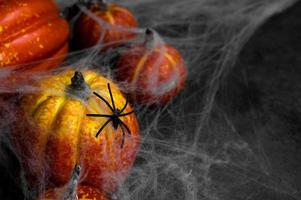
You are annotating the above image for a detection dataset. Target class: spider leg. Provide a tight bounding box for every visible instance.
[119,110,134,117]
[120,95,129,113]
[107,83,116,110]
[119,123,126,148]
[86,114,112,117]
[118,118,132,135]
[95,118,112,138]
[93,92,114,112]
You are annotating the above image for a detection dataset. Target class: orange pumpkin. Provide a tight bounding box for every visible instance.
[39,164,108,200]
[39,185,108,200]
[12,69,140,193]
[116,29,187,105]
[74,0,137,49]
[0,0,69,72]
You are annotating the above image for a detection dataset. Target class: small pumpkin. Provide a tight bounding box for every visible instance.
[12,69,140,193]
[39,185,108,200]
[116,29,187,105]
[74,0,137,49]
[0,0,69,72]
[39,165,108,200]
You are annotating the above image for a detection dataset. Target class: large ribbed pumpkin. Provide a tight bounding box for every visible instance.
[12,69,140,193]
[74,0,137,49]
[0,0,69,71]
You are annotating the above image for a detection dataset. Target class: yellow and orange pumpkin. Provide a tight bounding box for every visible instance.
[12,69,140,193]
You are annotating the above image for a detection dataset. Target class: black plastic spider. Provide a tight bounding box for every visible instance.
[86,83,134,148]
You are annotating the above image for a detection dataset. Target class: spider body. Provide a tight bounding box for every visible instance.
[112,109,121,129]
[87,83,134,148]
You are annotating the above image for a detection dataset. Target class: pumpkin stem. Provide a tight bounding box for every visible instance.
[70,71,86,90]
[79,0,108,10]
[98,0,108,11]
[144,28,156,49]
[78,0,108,11]
[63,164,81,200]
[67,71,90,100]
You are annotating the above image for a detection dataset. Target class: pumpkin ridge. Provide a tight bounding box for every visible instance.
[130,51,152,97]
[0,13,60,45]
[40,97,67,159]
[155,47,183,93]
[82,71,100,86]
[74,101,86,166]
[46,98,67,134]
[29,95,50,117]
[109,5,135,18]
[14,43,68,72]
[46,99,84,184]
[106,10,120,41]
[105,10,115,25]
[109,6,138,31]
[89,78,108,89]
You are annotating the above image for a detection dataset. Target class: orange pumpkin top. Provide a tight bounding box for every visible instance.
[75,1,137,49]
[12,69,140,193]
[0,0,69,71]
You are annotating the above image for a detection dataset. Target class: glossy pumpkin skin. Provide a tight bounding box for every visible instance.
[116,33,187,105]
[0,0,69,71]
[75,2,137,49]
[39,185,108,200]
[13,70,140,193]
